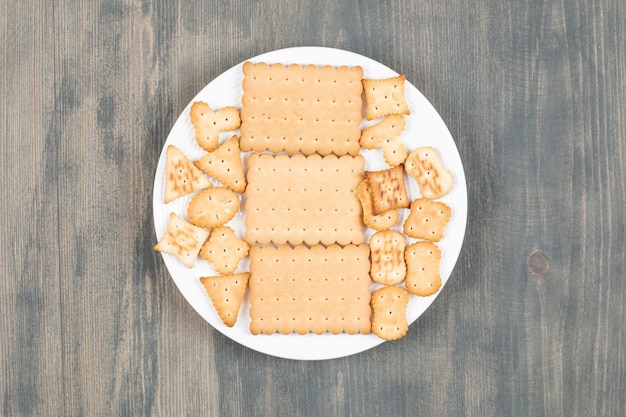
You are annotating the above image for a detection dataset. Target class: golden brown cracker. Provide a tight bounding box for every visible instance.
[200,273,250,327]
[240,62,363,156]
[187,187,240,228]
[194,135,247,193]
[164,145,212,204]
[244,153,365,246]
[362,75,410,120]
[190,101,241,152]
[405,242,442,296]
[357,179,399,231]
[369,230,407,285]
[360,115,408,166]
[365,166,410,215]
[371,285,409,341]
[199,226,249,275]
[403,198,451,242]
[405,146,454,199]
[154,213,210,268]
[248,244,371,335]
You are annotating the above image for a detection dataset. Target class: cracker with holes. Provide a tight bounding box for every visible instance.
[357,179,399,231]
[405,146,454,199]
[154,213,210,268]
[187,187,239,228]
[403,198,451,242]
[199,226,249,274]
[244,153,364,246]
[369,230,407,285]
[190,101,241,152]
[248,244,371,335]
[371,285,409,341]
[200,273,250,327]
[240,62,363,156]
[194,135,247,193]
[405,242,442,296]
[364,165,410,215]
[164,145,212,203]
[360,115,408,166]
[362,74,410,120]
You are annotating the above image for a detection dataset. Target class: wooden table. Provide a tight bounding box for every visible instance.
[2,1,624,415]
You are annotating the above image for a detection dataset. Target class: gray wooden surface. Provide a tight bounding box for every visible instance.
[1,0,625,416]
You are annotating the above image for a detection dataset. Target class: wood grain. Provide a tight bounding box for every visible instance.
[1,0,624,416]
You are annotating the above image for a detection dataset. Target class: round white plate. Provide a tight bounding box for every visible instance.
[153,46,467,360]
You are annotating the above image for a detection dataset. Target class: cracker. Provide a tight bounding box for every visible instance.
[362,75,410,121]
[357,179,399,231]
[190,101,241,152]
[187,187,240,228]
[248,244,371,335]
[199,226,249,274]
[403,198,451,242]
[240,62,363,156]
[154,213,210,268]
[405,242,442,296]
[200,273,250,327]
[164,145,212,203]
[364,166,410,215]
[244,153,365,246]
[371,285,409,341]
[405,146,454,199]
[360,115,408,166]
[369,230,407,285]
[194,135,247,193]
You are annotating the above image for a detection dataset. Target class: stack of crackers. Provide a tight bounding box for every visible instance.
[155,60,455,341]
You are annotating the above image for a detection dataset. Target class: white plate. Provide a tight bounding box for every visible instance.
[153,47,467,360]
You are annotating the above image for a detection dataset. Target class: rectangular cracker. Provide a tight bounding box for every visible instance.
[364,165,410,215]
[240,62,363,156]
[244,153,365,246]
[248,244,372,335]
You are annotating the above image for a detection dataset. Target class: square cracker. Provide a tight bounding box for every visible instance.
[362,75,410,120]
[403,198,451,242]
[244,153,365,246]
[248,244,372,335]
[364,166,410,215]
[240,62,363,156]
[154,213,210,268]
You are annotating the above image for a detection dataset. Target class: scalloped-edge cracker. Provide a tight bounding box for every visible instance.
[369,230,407,285]
[154,213,210,268]
[403,198,451,242]
[200,226,249,275]
[360,115,408,166]
[194,135,247,193]
[248,244,372,335]
[240,62,363,156]
[364,166,410,215]
[164,145,212,204]
[190,101,241,152]
[187,187,239,228]
[371,285,409,341]
[405,146,454,199]
[200,273,250,327]
[405,242,442,296]
[362,75,410,120]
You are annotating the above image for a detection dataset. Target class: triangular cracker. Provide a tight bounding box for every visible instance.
[154,213,210,268]
[199,226,249,274]
[164,145,212,203]
[194,136,247,193]
[190,102,241,152]
[200,273,250,327]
